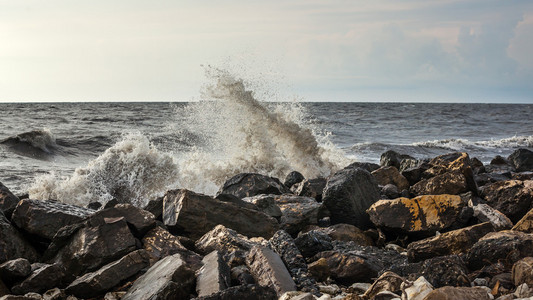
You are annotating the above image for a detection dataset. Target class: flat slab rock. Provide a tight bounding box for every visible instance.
[196,251,231,298]
[246,246,296,297]
[88,204,155,237]
[191,284,277,300]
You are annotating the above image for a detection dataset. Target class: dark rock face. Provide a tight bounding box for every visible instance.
[122,253,197,300]
[371,167,409,191]
[192,284,277,300]
[11,263,67,295]
[65,250,150,298]
[284,171,305,189]
[345,162,381,173]
[294,230,333,259]
[508,148,533,172]
[0,258,31,285]
[215,194,258,211]
[246,246,297,297]
[218,173,290,199]
[401,162,431,186]
[196,251,231,297]
[242,195,282,219]
[0,213,39,264]
[195,225,260,256]
[419,255,470,288]
[142,226,189,265]
[89,204,156,237]
[466,230,533,271]
[163,189,279,239]
[512,257,533,287]
[423,286,491,300]
[411,170,469,196]
[0,182,19,219]
[380,150,414,170]
[290,178,327,202]
[480,180,533,223]
[319,223,374,246]
[143,197,164,220]
[11,199,94,240]
[275,195,322,236]
[322,168,380,229]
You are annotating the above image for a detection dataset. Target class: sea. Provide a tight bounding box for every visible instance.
[1,73,532,207]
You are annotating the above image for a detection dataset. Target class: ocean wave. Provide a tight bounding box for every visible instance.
[413,135,533,150]
[1,129,59,158]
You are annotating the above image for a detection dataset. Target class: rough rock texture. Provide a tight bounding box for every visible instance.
[290,178,327,201]
[11,199,94,240]
[142,226,190,265]
[275,195,322,235]
[0,182,19,218]
[0,213,39,264]
[322,168,380,229]
[508,148,533,172]
[513,208,533,233]
[142,197,163,220]
[402,276,433,300]
[218,173,290,199]
[195,225,262,255]
[246,246,297,297]
[410,170,469,196]
[367,194,467,236]
[512,257,533,287]
[380,150,414,170]
[89,204,156,237]
[319,223,373,246]
[471,203,513,230]
[284,171,305,189]
[242,195,282,219]
[215,194,258,211]
[401,162,431,187]
[163,189,279,239]
[0,259,31,283]
[419,255,470,288]
[65,250,150,298]
[371,167,410,191]
[192,284,277,300]
[423,286,491,300]
[406,222,494,262]
[11,263,66,295]
[269,230,318,295]
[294,230,333,258]
[480,180,533,223]
[196,251,231,297]
[345,162,380,173]
[466,230,533,271]
[360,271,403,300]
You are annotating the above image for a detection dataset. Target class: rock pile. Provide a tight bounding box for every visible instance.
[1,148,533,299]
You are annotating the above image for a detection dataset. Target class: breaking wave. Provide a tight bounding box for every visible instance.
[1,129,60,159]
[412,135,533,151]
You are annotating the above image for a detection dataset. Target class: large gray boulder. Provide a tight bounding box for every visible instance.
[196,251,231,297]
[322,168,380,229]
[275,195,322,235]
[218,173,290,199]
[246,246,297,297]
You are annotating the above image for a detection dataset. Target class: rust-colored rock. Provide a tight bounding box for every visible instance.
[513,208,533,233]
[372,166,409,191]
[410,170,468,196]
[481,180,533,223]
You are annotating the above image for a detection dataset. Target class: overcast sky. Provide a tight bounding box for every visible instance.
[1,0,532,102]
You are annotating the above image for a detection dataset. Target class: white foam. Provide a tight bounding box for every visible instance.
[413,135,533,150]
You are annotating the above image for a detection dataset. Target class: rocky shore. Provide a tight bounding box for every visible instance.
[1,148,533,300]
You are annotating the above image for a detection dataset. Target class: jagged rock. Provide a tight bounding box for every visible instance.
[11,199,94,240]
[275,195,322,235]
[400,157,421,173]
[371,167,409,191]
[196,251,231,297]
[0,259,31,284]
[367,195,468,236]
[195,225,263,255]
[294,230,333,258]
[319,223,373,246]
[65,250,150,298]
[423,286,491,300]
[218,173,290,199]
[381,184,399,199]
[0,213,39,264]
[466,230,533,271]
[290,178,327,201]
[11,263,66,295]
[88,204,155,237]
[191,284,277,300]
[361,271,403,299]
[122,253,197,300]
[269,231,318,295]
[514,283,533,298]
[163,189,278,239]
[402,276,433,300]
[42,288,66,300]
[231,265,255,285]
[246,246,297,297]
[345,162,381,173]
[508,148,533,172]
[401,162,431,187]
[0,182,19,219]
[418,255,470,288]
[143,197,163,220]
[380,150,414,170]
[406,222,494,262]
[52,217,137,276]
[513,172,533,181]
[322,168,380,229]
[411,170,469,196]
[471,203,513,230]
[215,193,258,210]
[242,195,282,219]
[475,172,511,187]
[513,208,533,233]
[141,226,190,265]
[490,272,514,293]
[512,257,533,287]
[480,180,533,223]
[284,171,305,189]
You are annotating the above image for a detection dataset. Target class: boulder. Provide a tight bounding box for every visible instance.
[345,162,380,173]
[242,195,282,219]
[275,195,322,235]
[246,246,297,297]
[290,178,327,201]
[371,167,409,191]
[0,213,39,264]
[471,203,513,230]
[380,150,414,170]
[0,182,19,219]
[0,280,8,297]
[142,196,163,220]
[423,286,491,300]
[11,263,66,295]
[401,162,431,187]
[419,152,478,193]
[466,230,533,271]
[406,222,495,262]
[480,180,533,223]
[508,148,533,172]
[0,259,31,284]
[215,194,258,211]
[294,230,333,259]
[141,226,190,265]
[381,184,400,199]
[399,157,421,173]
[361,271,404,299]
[513,208,533,233]
[474,172,511,187]
[196,251,231,297]
[218,173,290,199]
[322,168,380,229]
[163,189,279,239]
[418,255,470,288]
[512,257,533,287]
[65,250,150,298]
[88,204,155,237]
[402,276,433,300]
[284,171,305,189]
[195,225,262,255]
[122,253,197,300]
[319,223,373,246]
[410,170,469,196]
[367,195,468,236]
[191,284,277,300]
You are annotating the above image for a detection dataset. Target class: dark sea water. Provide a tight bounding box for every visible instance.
[1,96,532,206]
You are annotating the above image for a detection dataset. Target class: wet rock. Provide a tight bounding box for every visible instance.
[65,250,150,298]
[319,223,373,246]
[218,173,290,199]
[401,276,433,300]
[367,195,468,237]
[88,204,156,237]
[284,171,305,189]
[514,208,533,233]
[163,189,279,239]
[11,263,66,295]
[407,222,495,262]
[372,167,409,191]
[466,230,533,271]
[491,155,509,165]
[269,230,318,295]
[508,148,533,172]
[122,253,197,300]
[196,251,231,297]
[423,286,491,300]
[294,230,333,258]
[399,158,421,173]
[0,213,39,264]
[275,195,322,235]
[141,226,189,265]
[0,259,31,284]
[490,272,514,292]
[242,195,282,219]
[480,180,533,223]
[471,203,513,230]
[191,284,277,300]
[291,178,327,201]
[0,182,19,219]
[512,257,533,287]
[246,246,297,297]
[419,255,470,288]
[345,162,381,173]
[361,271,403,299]
[195,224,263,255]
[380,150,414,170]
[11,199,94,240]
[411,170,469,196]
[322,167,380,229]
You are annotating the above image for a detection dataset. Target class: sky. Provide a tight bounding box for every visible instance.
[1,0,532,103]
